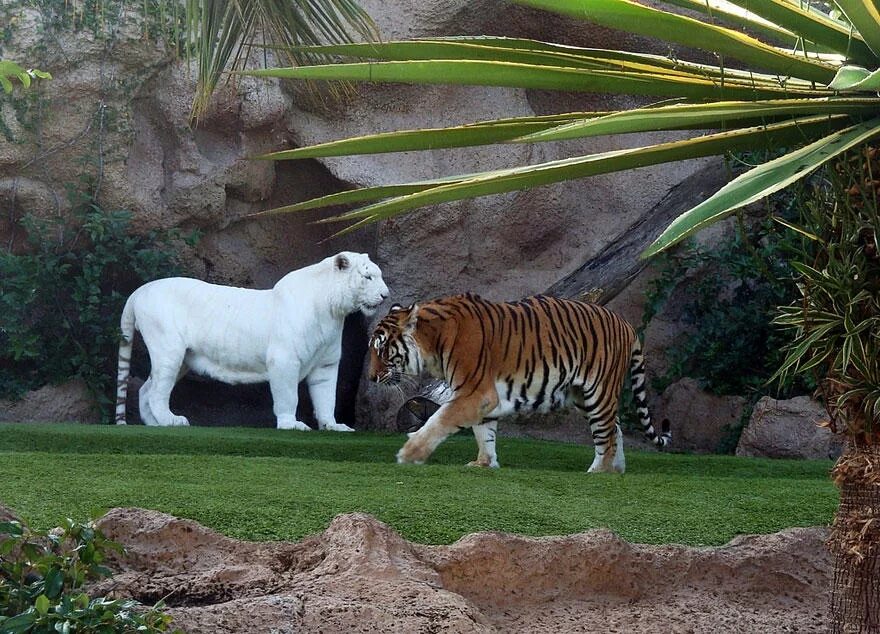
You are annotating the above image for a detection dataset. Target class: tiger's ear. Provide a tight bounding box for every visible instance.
[404,304,420,331]
[335,254,350,271]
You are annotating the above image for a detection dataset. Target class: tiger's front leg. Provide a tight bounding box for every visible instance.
[397,391,497,465]
[396,403,468,464]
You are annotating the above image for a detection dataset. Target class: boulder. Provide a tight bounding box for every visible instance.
[0,378,100,424]
[655,378,748,454]
[736,396,843,460]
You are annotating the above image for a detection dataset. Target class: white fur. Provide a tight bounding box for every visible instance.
[115,252,388,429]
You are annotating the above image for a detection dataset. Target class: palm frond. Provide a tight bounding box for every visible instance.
[186,0,377,120]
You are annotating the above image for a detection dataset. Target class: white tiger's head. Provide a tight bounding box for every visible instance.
[332,252,389,317]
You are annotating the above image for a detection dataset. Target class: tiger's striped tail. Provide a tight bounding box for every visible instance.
[630,340,671,449]
[115,298,136,425]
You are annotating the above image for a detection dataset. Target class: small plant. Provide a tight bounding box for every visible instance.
[0,517,178,633]
[0,61,50,94]
[0,191,195,420]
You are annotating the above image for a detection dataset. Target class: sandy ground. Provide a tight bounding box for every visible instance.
[82,508,831,633]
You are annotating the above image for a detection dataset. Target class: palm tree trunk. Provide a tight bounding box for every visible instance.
[829,436,880,633]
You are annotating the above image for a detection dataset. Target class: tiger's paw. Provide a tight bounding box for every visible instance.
[466,459,500,468]
[277,417,311,431]
[396,446,426,465]
[320,422,356,432]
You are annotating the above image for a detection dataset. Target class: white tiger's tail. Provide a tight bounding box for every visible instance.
[630,340,671,449]
[115,298,136,425]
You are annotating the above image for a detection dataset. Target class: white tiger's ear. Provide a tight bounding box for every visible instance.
[335,254,350,271]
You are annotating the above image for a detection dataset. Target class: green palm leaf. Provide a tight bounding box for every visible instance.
[243,0,880,255]
[242,59,815,99]
[254,113,611,160]
[266,116,849,233]
[509,0,837,83]
[186,0,377,119]
[517,99,878,142]
[643,118,880,257]
[721,0,876,63]
[835,0,880,58]
[281,38,822,89]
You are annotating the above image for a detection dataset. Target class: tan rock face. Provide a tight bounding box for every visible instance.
[93,508,831,633]
[737,396,844,460]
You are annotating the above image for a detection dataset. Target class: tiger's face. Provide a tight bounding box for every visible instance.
[368,304,421,384]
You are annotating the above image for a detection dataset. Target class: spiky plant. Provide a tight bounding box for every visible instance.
[241,0,880,255]
[184,0,377,119]
[773,148,879,631]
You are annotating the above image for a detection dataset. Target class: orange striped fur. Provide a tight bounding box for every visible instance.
[369,293,670,472]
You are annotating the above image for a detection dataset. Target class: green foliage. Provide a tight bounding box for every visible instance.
[237,1,880,246]
[186,0,377,120]
[15,0,186,43]
[0,61,50,94]
[774,147,880,435]
[0,517,178,633]
[641,214,810,399]
[0,424,837,547]
[0,194,193,419]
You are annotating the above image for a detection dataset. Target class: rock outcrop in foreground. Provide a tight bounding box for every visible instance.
[93,508,831,633]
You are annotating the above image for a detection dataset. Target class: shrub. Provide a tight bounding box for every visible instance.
[641,212,811,400]
[0,517,178,633]
[0,193,195,420]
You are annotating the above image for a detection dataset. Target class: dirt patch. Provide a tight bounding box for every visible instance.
[91,508,831,633]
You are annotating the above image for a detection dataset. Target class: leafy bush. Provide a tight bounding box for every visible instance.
[632,203,818,452]
[0,193,194,419]
[0,517,178,633]
[774,147,880,437]
[641,212,810,399]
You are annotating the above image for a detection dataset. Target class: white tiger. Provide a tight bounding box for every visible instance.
[114,252,389,430]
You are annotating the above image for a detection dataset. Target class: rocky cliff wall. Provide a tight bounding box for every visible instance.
[1,1,715,429]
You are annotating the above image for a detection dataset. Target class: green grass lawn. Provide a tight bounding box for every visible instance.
[0,423,836,546]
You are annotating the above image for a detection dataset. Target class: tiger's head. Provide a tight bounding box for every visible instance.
[368,304,422,385]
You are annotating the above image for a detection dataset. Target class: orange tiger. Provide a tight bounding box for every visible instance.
[368,293,671,472]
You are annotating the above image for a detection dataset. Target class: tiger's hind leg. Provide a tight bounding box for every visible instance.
[468,418,499,468]
[611,421,626,472]
[144,345,190,427]
[138,377,159,426]
[574,389,625,474]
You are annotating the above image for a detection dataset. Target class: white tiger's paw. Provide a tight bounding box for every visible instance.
[169,415,190,427]
[321,422,355,432]
[277,417,311,431]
